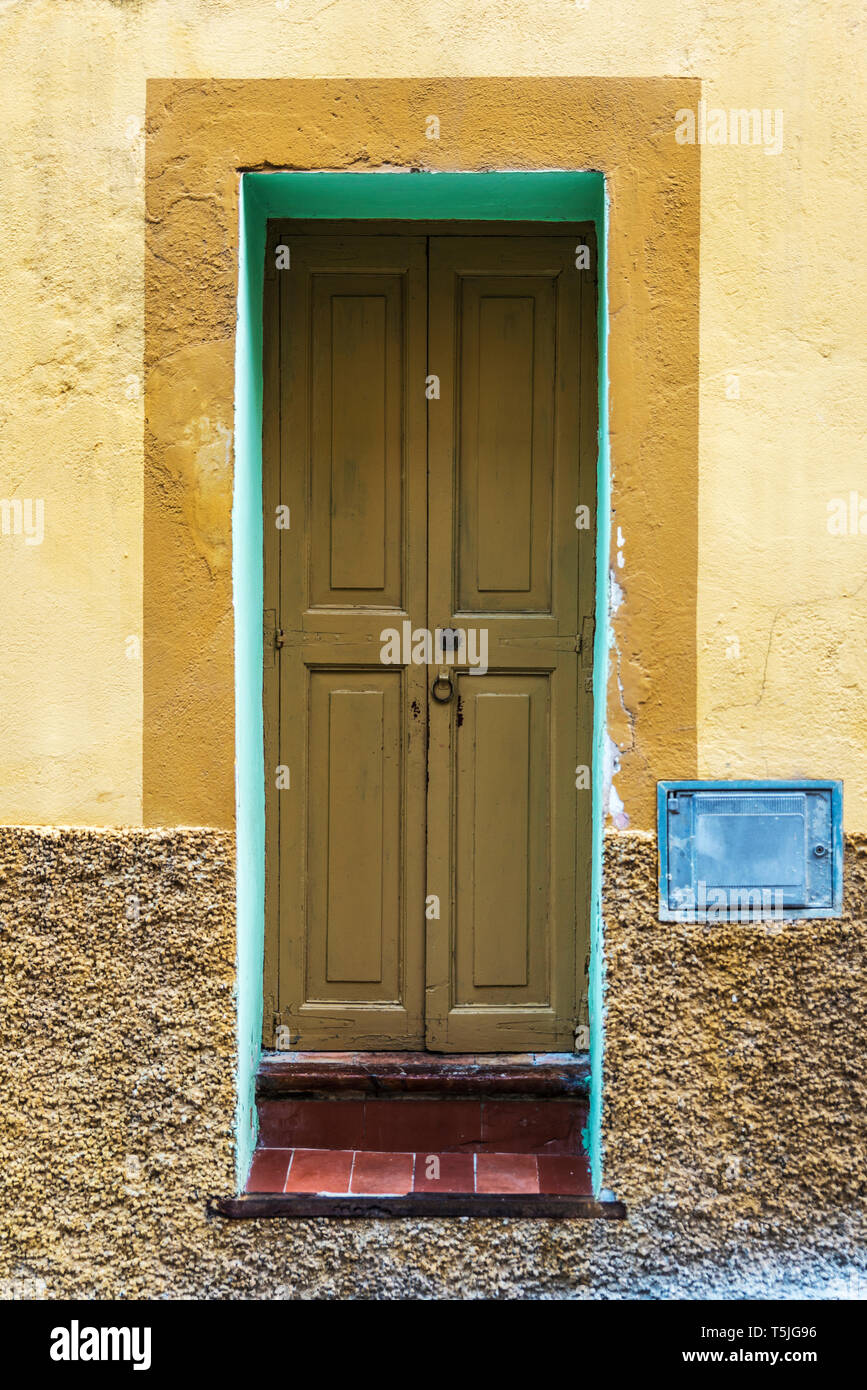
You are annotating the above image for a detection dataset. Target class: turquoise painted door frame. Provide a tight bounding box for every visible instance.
[232,171,609,1191]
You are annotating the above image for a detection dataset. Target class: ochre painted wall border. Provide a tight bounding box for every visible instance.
[144,77,700,829]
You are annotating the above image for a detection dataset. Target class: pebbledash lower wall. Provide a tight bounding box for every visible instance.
[0,826,864,1299]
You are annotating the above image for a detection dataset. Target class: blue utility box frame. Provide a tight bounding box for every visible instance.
[657,780,844,922]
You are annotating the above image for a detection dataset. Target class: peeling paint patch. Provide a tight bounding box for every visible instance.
[609,781,629,830]
[609,569,625,613]
[602,733,620,821]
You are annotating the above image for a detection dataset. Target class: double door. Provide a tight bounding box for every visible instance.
[263,225,597,1051]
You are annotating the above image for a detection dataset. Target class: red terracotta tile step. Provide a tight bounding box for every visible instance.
[350,1151,414,1195]
[476,1153,539,1194]
[284,1148,354,1194]
[412,1152,476,1193]
[247,1147,594,1197]
[246,1147,292,1193]
[537,1154,593,1196]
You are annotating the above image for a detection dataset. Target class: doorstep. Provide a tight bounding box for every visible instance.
[210,1051,624,1219]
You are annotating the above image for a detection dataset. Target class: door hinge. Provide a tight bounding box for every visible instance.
[264,610,284,664]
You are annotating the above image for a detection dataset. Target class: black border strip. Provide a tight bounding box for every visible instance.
[208,1193,626,1220]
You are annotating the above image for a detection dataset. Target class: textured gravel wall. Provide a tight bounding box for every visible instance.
[0,826,864,1299]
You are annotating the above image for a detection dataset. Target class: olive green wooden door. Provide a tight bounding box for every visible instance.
[263,227,596,1052]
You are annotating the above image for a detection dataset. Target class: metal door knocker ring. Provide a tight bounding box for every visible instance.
[431,671,455,703]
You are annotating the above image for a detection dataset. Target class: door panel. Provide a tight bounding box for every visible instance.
[263,227,596,1053]
[307,671,399,994]
[458,276,556,610]
[425,237,594,1051]
[309,275,405,605]
[458,677,548,997]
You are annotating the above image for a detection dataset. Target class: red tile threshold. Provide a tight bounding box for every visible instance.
[246,1148,592,1197]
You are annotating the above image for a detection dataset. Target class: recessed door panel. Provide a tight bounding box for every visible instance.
[306,671,399,996]
[456,677,550,999]
[309,275,406,606]
[458,278,556,609]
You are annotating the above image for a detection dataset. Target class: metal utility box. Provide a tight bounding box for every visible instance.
[657,780,843,921]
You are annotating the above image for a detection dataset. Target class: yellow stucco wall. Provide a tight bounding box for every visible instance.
[144,75,700,830]
[1,0,865,828]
